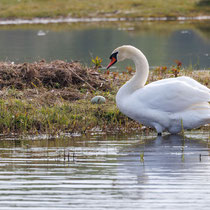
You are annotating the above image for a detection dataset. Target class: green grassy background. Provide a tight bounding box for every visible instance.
[0,0,209,19]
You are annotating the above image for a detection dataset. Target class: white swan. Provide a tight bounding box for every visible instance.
[107,45,210,135]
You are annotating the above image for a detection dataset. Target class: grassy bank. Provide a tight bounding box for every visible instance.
[0,60,209,135]
[0,0,210,19]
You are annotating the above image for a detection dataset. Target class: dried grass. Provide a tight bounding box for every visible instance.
[0,60,110,100]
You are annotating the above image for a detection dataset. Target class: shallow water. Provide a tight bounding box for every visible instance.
[0,21,210,69]
[0,132,209,210]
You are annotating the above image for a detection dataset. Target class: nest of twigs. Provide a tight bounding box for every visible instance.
[0,60,110,91]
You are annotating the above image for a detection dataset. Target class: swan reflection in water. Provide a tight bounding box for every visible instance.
[113,134,210,209]
[118,134,210,180]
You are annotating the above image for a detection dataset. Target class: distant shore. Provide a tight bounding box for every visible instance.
[0,15,210,25]
[0,0,210,25]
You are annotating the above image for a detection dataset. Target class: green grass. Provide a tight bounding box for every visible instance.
[0,96,140,135]
[0,0,209,19]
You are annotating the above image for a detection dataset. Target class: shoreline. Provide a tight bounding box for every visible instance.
[0,15,210,25]
[0,60,209,136]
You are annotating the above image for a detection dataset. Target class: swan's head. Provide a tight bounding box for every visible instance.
[107,45,139,69]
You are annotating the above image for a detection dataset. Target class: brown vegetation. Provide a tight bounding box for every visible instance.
[0,60,110,101]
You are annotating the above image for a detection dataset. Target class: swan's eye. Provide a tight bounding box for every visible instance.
[107,52,118,69]
[109,52,118,60]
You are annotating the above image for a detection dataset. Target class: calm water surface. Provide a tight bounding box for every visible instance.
[0,132,210,210]
[0,21,210,69]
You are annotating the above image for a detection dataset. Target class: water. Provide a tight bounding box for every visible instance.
[0,132,210,210]
[0,21,210,69]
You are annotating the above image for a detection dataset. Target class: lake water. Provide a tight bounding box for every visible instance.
[0,132,210,210]
[0,20,210,69]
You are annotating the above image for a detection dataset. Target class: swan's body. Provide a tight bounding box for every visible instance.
[107,45,210,134]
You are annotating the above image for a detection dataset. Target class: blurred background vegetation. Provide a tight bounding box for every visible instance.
[0,0,209,19]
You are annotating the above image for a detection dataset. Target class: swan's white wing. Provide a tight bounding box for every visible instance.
[133,77,210,113]
[175,76,209,92]
[149,76,209,92]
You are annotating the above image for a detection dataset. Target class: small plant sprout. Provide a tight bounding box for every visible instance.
[126,66,134,74]
[175,60,182,67]
[105,69,110,75]
[91,56,103,70]
[181,119,185,137]
[161,66,167,74]
[171,60,182,77]
[140,152,144,163]
[154,66,161,75]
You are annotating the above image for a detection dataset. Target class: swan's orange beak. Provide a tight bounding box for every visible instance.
[106,57,117,69]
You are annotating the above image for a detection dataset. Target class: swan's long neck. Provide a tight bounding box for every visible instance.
[131,53,149,89]
[118,48,149,97]
[116,48,149,109]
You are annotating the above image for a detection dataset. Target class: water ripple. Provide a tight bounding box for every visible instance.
[0,133,209,209]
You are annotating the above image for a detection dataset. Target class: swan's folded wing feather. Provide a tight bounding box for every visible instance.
[134,79,210,113]
[176,76,210,92]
